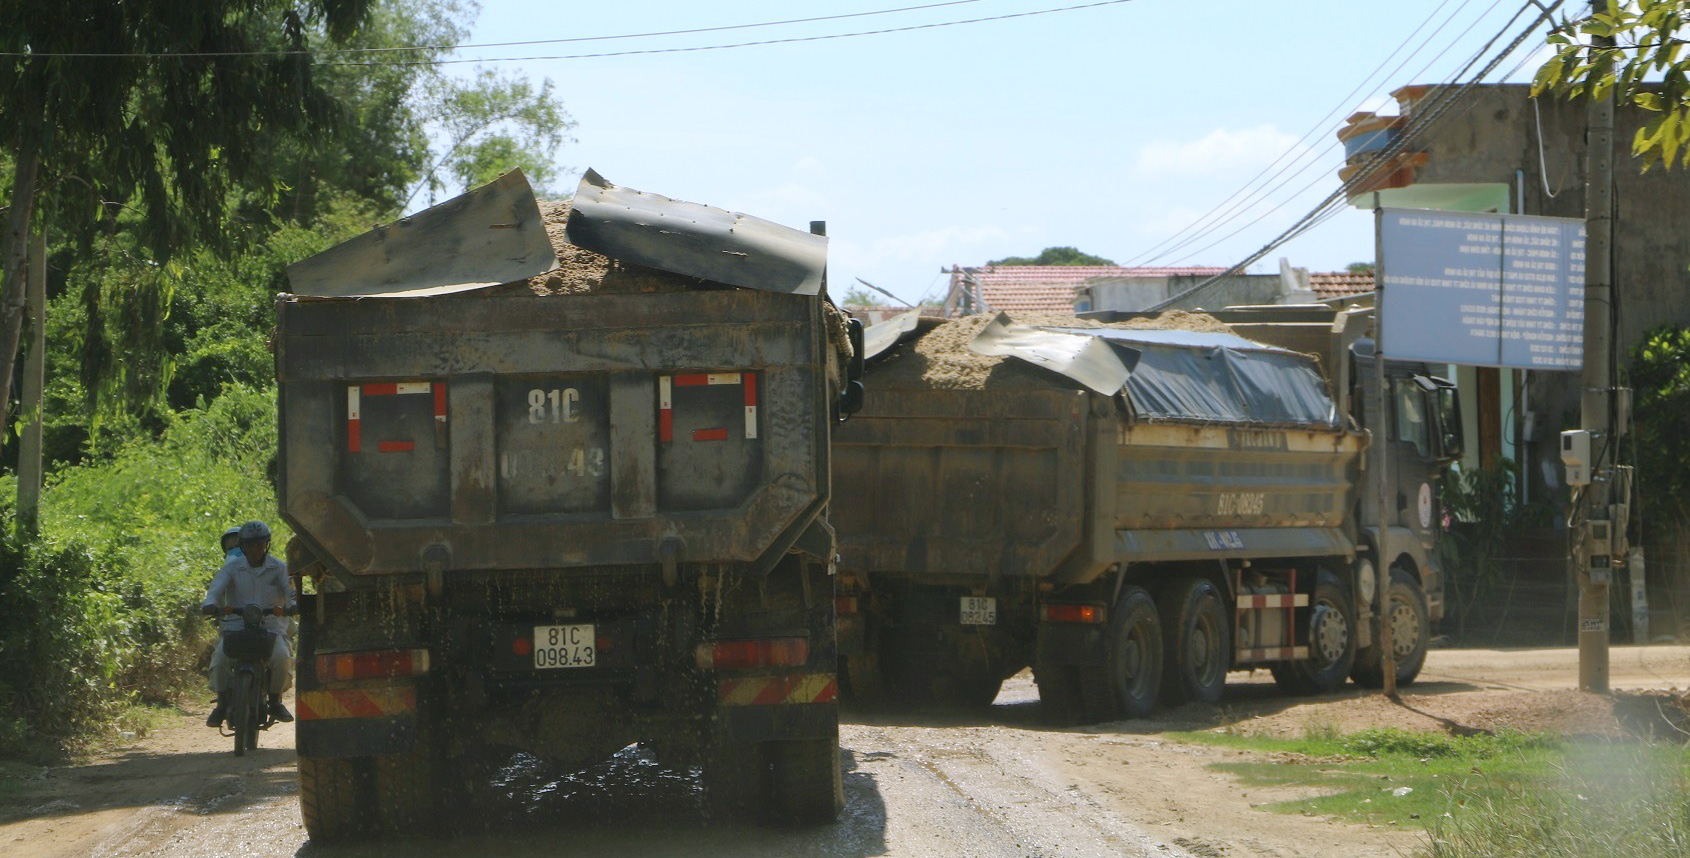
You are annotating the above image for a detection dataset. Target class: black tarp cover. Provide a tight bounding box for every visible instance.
[1045,327,1339,428]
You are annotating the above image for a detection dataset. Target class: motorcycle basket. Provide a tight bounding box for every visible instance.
[223,626,275,661]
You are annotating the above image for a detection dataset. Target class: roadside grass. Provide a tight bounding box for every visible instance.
[1170,725,1690,857]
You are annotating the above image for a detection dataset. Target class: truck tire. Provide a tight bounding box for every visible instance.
[299,756,372,842]
[769,736,845,824]
[1103,587,1163,719]
[1352,567,1430,688]
[1034,663,1087,725]
[1271,570,1355,695]
[1160,577,1230,706]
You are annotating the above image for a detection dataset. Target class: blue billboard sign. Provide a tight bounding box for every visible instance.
[1378,209,1585,370]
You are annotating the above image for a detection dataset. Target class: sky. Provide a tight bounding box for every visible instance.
[447,0,1562,306]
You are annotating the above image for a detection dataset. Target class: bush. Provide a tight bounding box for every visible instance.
[0,385,286,758]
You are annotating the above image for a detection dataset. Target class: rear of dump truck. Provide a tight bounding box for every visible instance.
[834,312,1415,722]
[278,172,851,840]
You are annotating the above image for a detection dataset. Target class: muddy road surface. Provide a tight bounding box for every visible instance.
[6,645,1689,858]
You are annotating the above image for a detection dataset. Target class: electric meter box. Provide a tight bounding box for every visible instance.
[1561,429,1592,487]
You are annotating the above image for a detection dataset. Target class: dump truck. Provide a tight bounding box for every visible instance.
[278,171,860,839]
[832,304,1461,721]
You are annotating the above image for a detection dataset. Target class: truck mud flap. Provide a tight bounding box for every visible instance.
[1035,622,1107,667]
[297,714,417,759]
[720,702,837,743]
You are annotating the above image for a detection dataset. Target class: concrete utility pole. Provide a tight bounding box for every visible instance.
[15,228,45,538]
[1576,20,1616,693]
[1372,197,1396,698]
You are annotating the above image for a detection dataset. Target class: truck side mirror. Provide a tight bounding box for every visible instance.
[1430,381,1463,463]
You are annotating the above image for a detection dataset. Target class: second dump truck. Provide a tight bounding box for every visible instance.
[832,304,1461,721]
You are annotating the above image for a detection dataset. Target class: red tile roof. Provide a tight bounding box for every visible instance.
[960,266,1228,314]
[1309,271,1375,297]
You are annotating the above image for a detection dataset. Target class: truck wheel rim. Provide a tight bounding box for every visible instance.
[1390,597,1419,659]
[1191,613,1221,683]
[1312,601,1349,666]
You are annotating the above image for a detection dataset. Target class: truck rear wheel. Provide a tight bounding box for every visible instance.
[1103,587,1163,719]
[1271,570,1355,695]
[1352,567,1430,688]
[299,756,372,842]
[1161,577,1229,706]
[769,736,845,824]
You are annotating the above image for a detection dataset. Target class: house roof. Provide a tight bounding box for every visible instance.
[959,265,1228,314]
[1309,271,1375,298]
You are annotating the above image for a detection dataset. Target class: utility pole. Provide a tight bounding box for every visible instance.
[1372,196,1396,698]
[16,228,45,538]
[1575,18,1615,693]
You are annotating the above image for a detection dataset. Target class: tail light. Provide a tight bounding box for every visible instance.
[694,637,809,670]
[835,596,859,615]
[315,648,431,683]
[1042,603,1105,624]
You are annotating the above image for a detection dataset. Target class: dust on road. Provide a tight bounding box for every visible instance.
[5,646,1689,858]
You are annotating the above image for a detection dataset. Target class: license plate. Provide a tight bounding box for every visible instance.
[532,624,596,669]
[960,597,997,625]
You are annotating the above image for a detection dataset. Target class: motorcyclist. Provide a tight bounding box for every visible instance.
[201,520,296,727]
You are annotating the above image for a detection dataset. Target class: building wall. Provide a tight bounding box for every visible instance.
[1402,84,1690,637]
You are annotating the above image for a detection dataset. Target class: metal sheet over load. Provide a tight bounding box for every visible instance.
[565,169,827,295]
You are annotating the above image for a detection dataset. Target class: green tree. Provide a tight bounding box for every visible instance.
[409,68,575,206]
[1534,0,1690,169]
[0,0,375,441]
[988,246,1117,266]
[842,288,885,307]
[1346,261,1376,275]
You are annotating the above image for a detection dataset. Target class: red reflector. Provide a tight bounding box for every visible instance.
[315,648,430,683]
[835,596,859,615]
[512,636,533,657]
[695,637,809,670]
[1042,603,1104,624]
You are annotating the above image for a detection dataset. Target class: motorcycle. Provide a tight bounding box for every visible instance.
[217,604,280,756]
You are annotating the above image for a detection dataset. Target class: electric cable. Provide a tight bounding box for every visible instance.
[1118,0,1487,268]
[321,0,1142,66]
[0,0,996,59]
[1143,0,1521,268]
[1146,0,1566,311]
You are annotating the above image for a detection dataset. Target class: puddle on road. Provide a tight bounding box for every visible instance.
[301,746,890,858]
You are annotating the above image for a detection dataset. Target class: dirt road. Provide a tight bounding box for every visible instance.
[5,645,1688,858]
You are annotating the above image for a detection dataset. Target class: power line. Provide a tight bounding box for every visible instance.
[1117,0,1480,268]
[1160,0,1548,269]
[319,0,1139,66]
[1147,0,1567,312]
[3,0,992,59]
[0,0,1134,63]
[1132,0,1514,269]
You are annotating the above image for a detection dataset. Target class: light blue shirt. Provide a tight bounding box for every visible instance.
[202,553,295,635]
